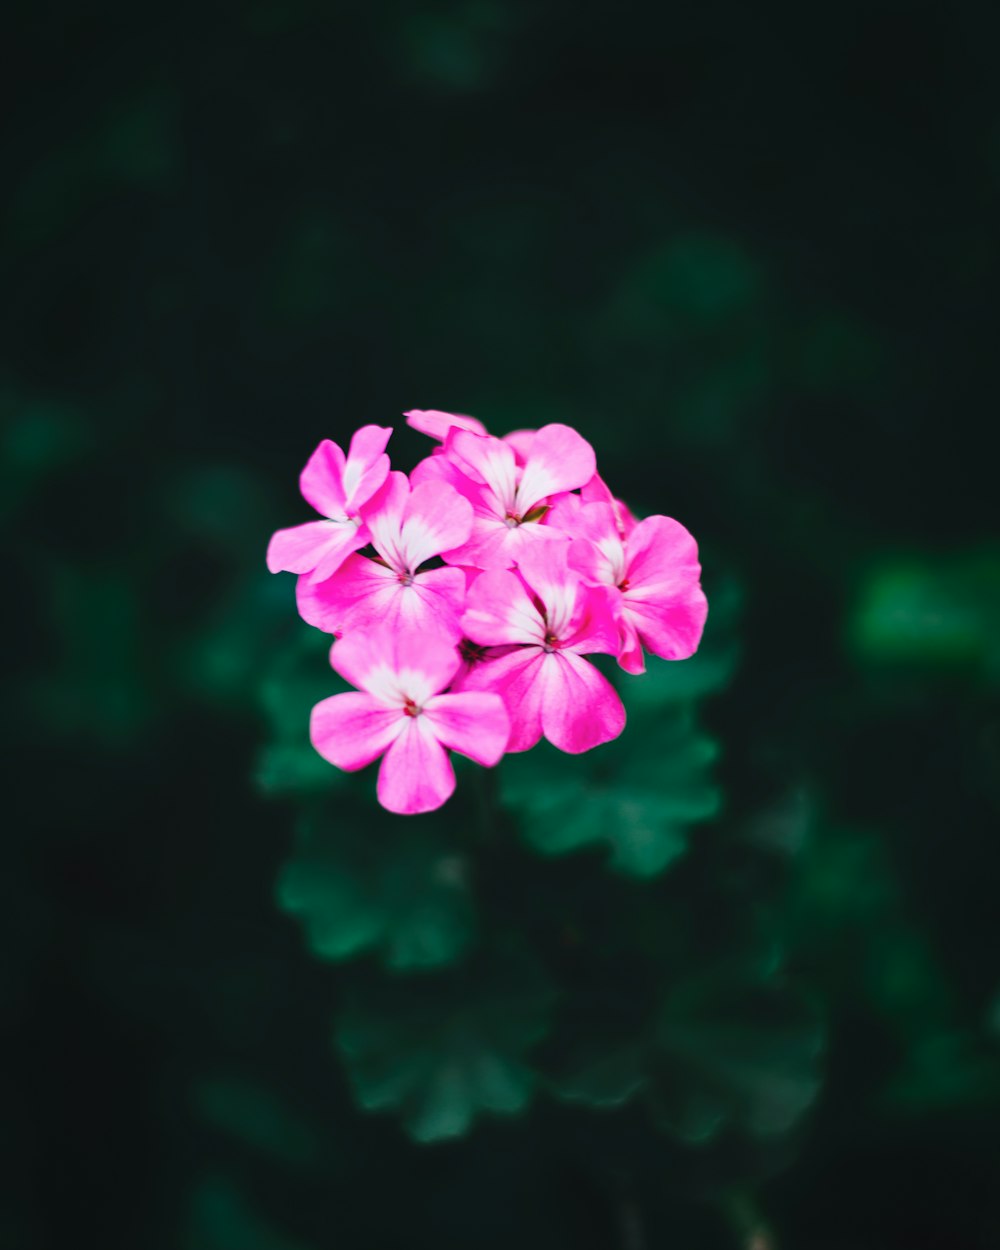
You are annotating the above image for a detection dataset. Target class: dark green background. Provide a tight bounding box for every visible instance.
[5,2,1000,1247]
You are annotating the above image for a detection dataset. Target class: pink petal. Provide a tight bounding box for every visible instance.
[624,515,702,594]
[399,480,474,570]
[377,717,456,814]
[423,691,510,766]
[340,565,468,643]
[298,439,347,518]
[310,691,402,770]
[581,472,637,537]
[502,428,536,463]
[514,424,596,512]
[615,612,645,674]
[460,647,547,753]
[461,569,546,647]
[409,451,485,506]
[581,474,637,537]
[266,518,365,576]
[513,541,584,639]
[624,585,709,662]
[329,626,462,705]
[621,515,708,661]
[296,568,351,634]
[538,651,626,753]
[302,553,398,634]
[361,471,410,571]
[404,409,488,440]
[563,584,622,657]
[341,424,392,513]
[446,429,518,514]
[448,642,523,692]
[567,536,609,585]
[404,566,469,640]
[567,503,628,586]
[442,510,568,571]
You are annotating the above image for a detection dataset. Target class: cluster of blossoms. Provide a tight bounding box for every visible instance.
[266,410,708,815]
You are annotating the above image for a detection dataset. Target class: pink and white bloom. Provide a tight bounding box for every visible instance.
[296,471,473,640]
[458,543,625,754]
[266,426,392,580]
[413,424,597,569]
[311,628,510,815]
[568,499,707,674]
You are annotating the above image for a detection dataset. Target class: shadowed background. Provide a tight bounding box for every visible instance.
[4,2,1000,1247]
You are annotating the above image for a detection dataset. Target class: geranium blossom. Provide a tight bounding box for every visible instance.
[311,628,509,814]
[266,426,392,580]
[267,410,708,814]
[296,471,473,640]
[412,424,596,569]
[568,497,707,674]
[458,542,626,753]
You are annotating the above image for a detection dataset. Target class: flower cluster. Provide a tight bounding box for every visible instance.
[266,410,708,815]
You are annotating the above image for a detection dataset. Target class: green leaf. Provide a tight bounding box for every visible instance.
[884,1032,1000,1112]
[502,708,720,878]
[193,1075,323,1168]
[549,1042,647,1109]
[848,549,1000,682]
[184,1175,314,1250]
[277,809,475,971]
[335,957,553,1142]
[255,627,350,795]
[647,962,824,1142]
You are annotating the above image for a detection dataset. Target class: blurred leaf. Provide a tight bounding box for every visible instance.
[849,549,1000,682]
[884,1032,1000,1112]
[163,465,277,557]
[193,1075,323,1168]
[786,826,956,1040]
[647,963,824,1142]
[335,956,553,1141]
[277,808,476,971]
[255,625,351,794]
[398,4,512,92]
[549,1042,647,1109]
[0,391,92,519]
[619,575,742,706]
[742,785,814,857]
[503,707,720,878]
[612,234,765,334]
[184,1175,314,1250]
[33,564,150,744]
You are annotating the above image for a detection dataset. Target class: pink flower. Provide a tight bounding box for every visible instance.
[310,628,510,815]
[458,543,625,753]
[568,499,708,674]
[296,471,473,640]
[414,424,597,570]
[266,426,392,580]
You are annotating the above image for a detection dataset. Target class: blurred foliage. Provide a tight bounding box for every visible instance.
[278,806,476,969]
[849,548,1000,683]
[501,584,737,876]
[502,710,719,877]
[336,952,553,1141]
[5,0,1000,1246]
